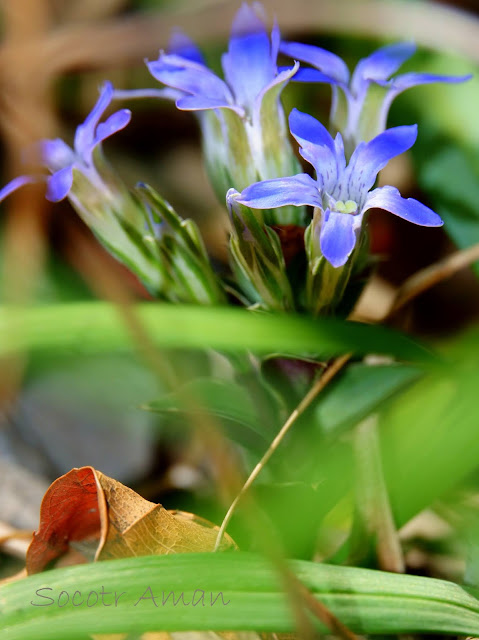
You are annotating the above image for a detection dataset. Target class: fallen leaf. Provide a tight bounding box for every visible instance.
[26,466,235,574]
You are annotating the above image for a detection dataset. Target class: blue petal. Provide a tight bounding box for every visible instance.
[40,138,75,172]
[351,42,416,95]
[270,19,280,64]
[320,209,358,268]
[344,125,417,199]
[237,174,321,209]
[289,108,336,155]
[169,29,205,64]
[364,186,443,226]
[113,87,182,102]
[288,109,339,189]
[283,66,342,85]
[176,94,243,115]
[221,3,274,111]
[148,55,232,103]
[375,72,472,135]
[253,61,298,121]
[46,166,74,202]
[385,71,473,93]
[0,175,38,203]
[74,82,113,156]
[279,41,350,85]
[93,109,131,147]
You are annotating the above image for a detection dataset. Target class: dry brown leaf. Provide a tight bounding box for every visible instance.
[97,471,234,560]
[26,466,235,574]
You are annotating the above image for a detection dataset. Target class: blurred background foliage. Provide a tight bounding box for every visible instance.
[1,0,479,605]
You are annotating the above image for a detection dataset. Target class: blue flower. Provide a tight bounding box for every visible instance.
[148,4,295,121]
[0,82,131,205]
[0,84,167,294]
[42,82,131,202]
[132,3,302,223]
[280,41,471,148]
[233,108,443,268]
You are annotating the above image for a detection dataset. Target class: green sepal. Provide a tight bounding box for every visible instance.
[228,198,294,311]
[304,209,369,316]
[199,94,306,225]
[69,167,168,296]
[330,85,349,142]
[356,82,390,143]
[136,184,226,305]
[330,83,390,156]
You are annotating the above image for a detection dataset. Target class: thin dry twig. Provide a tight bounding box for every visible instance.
[66,223,244,509]
[214,352,351,551]
[352,241,479,325]
[388,241,479,317]
[288,570,361,640]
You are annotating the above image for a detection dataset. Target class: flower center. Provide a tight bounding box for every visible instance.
[334,199,357,214]
[323,193,358,215]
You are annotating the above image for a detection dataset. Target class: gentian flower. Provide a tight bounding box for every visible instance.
[126,3,303,224]
[0,83,152,276]
[280,41,471,150]
[41,81,131,203]
[0,83,159,289]
[0,84,225,303]
[233,108,443,270]
[0,81,131,212]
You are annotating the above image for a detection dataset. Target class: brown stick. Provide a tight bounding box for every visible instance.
[290,571,361,640]
[214,353,351,551]
[389,242,479,317]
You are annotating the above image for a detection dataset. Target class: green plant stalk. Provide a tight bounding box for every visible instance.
[1,553,479,639]
[352,414,405,573]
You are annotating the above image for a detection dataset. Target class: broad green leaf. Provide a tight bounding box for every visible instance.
[418,145,479,276]
[0,302,437,363]
[144,378,263,430]
[316,363,422,438]
[143,377,273,451]
[253,483,324,558]
[382,327,479,526]
[420,146,479,213]
[268,363,421,507]
[2,553,479,639]
[284,332,479,542]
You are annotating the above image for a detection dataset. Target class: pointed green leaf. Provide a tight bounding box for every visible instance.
[0,303,437,363]
[2,553,479,638]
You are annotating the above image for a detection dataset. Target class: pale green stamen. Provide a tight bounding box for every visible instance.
[334,199,357,214]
